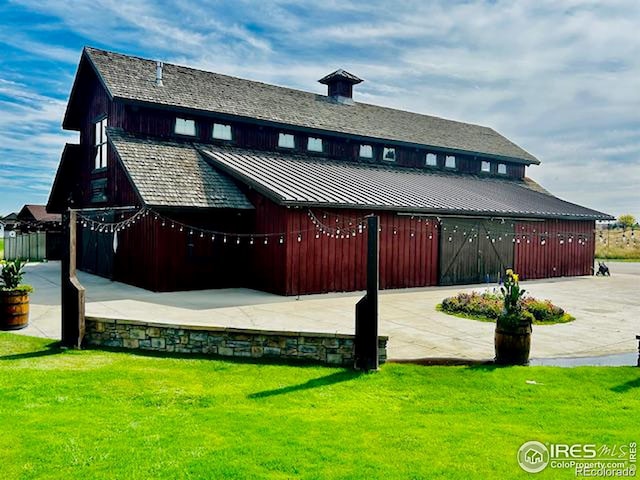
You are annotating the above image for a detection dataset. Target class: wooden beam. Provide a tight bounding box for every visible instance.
[61,210,86,348]
[355,215,379,371]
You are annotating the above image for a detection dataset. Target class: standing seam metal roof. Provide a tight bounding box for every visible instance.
[199,145,611,220]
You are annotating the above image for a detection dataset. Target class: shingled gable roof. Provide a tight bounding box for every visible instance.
[18,205,61,223]
[79,47,539,165]
[106,128,253,209]
[199,145,612,221]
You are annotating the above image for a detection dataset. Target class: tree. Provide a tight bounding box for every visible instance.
[618,214,636,230]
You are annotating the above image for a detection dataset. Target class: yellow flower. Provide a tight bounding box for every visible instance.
[513,274,519,282]
[506,269,513,276]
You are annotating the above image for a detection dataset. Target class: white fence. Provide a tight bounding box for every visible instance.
[2,232,47,261]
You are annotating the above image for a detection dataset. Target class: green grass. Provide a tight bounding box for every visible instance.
[597,257,640,263]
[596,228,640,260]
[436,304,574,325]
[1,333,638,479]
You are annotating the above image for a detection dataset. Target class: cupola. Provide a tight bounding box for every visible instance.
[318,69,363,105]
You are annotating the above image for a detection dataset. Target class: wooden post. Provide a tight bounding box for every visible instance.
[355,215,379,371]
[61,209,85,348]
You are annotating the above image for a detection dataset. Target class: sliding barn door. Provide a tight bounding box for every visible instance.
[439,218,514,285]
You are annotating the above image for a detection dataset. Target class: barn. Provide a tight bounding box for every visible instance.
[48,47,612,294]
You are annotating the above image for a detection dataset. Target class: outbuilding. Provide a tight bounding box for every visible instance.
[48,47,612,294]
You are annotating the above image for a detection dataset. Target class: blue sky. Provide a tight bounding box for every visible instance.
[1,0,639,221]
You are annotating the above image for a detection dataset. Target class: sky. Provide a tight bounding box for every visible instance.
[0,0,638,221]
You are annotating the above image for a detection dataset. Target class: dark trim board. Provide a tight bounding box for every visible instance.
[120,97,537,166]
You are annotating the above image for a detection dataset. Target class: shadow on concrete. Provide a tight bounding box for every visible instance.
[610,377,640,393]
[24,261,304,309]
[0,341,63,361]
[248,370,363,399]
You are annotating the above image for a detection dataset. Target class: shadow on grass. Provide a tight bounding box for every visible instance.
[611,377,640,393]
[248,370,363,399]
[390,357,494,367]
[84,345,349,369]
[0,341,63,361]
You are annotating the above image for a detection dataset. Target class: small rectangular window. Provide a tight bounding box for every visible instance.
[175,118,196,136]
[445,155,456,169]
[212,123,232,140]
[498,163,507,174]
[382,147,396,161]
[359,144,373,158]
[307,137,323,152]
[90,178,108,203]
[481,161,490,172]
[425,153,437,166]
[278,133,295,148]
[94,117,108,170]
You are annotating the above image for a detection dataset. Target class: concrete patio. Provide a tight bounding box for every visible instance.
[13,261,640,361]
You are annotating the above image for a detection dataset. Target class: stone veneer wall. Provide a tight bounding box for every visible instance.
[84,317,388,367]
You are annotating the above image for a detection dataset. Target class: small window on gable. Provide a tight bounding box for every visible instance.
[383,147,396,162]
[212,123,232,140]
[498,163,507,174]
[425,153,437,166]
[445,155,456,169]
[94,117,108,170]
[481,161,490,172]
[278,133,295,148]
[175,118,196,136]
[359,144,373,158]
[307,137,323,152]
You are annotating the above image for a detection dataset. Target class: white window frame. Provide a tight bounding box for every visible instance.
[359,144,373,158]
[445,155,456,169]
[382,147,396,162]
[481,161,490,172]
[425,153,437,166]
[212,123,233,141]
[498,163,507,175]
[94,117,108,170]
[278,133,295,149]
[307,137,323,152]
[175,117,196,136]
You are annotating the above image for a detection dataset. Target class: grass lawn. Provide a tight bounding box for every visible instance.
[596,228,640,260]
[1,333,638,479]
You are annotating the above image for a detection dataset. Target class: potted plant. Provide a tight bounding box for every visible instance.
[494,269,533,365]
[0,258,33,330]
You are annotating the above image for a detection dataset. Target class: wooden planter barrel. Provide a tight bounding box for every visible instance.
[495,322,532,366]
[0,291,30,330]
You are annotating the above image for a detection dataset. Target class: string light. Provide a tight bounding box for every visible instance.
[76,207,601,257]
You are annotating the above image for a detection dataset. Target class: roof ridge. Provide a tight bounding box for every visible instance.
[84,47,539,164]
[85,46,506,134]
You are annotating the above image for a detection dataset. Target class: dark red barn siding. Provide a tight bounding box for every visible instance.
[515,219,595,280]
[246,193,288,295]
[283,208,439,295]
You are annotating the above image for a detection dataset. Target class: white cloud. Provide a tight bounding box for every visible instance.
[2,0,639,220]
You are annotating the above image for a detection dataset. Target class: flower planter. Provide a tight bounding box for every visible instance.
[494,322,531,366]
[0,291,30,330]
